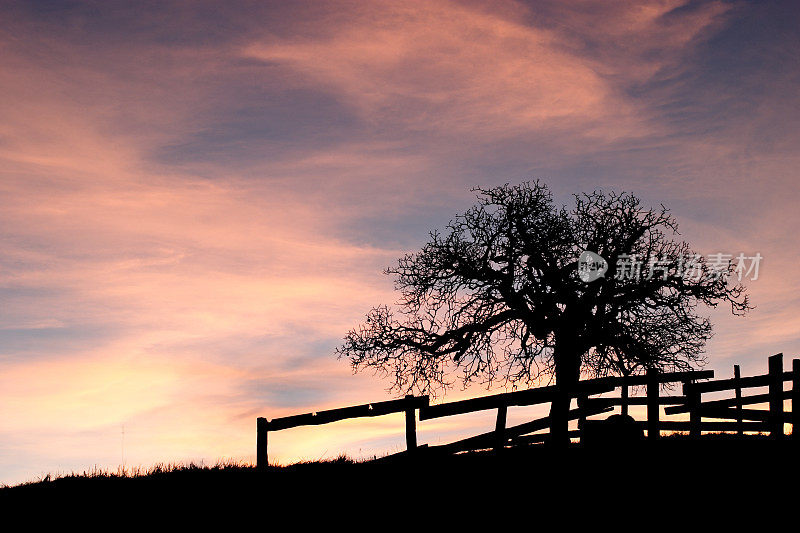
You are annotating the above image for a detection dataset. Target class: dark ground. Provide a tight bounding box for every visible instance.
[0,437,792,532]
[3,435,797,515]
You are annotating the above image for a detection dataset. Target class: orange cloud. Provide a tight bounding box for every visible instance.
[243,0,729,143]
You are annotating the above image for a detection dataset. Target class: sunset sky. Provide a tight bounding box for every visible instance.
[1,0,798,484]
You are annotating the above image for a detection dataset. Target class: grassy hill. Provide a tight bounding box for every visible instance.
[3,435,797,511]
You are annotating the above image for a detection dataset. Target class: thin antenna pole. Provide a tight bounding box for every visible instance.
[121,424,125,472]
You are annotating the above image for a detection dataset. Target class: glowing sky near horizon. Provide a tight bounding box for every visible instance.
[1,0,799,484]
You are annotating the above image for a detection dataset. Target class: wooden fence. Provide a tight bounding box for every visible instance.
[256,353,798,468]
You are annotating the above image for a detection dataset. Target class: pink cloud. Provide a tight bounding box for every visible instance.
[243,0,730,144]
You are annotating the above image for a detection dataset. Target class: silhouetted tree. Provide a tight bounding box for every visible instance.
[337,181,751,444]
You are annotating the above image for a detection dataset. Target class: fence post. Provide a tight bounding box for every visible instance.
[793,359,799,443]
[734,365,743,436]
[577,394,587,438]
[768,353,784,439]
[257,417,269,469]
[405,395,418,453]
[495,403,508,453]
[684,381,700,439]
[621,381,629,417]
[646,369,660,441]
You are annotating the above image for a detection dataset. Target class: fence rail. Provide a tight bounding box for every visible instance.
[256,353,798,468]
[417,379,616,421]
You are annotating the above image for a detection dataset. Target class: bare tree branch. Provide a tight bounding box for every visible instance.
[336,181,752,398]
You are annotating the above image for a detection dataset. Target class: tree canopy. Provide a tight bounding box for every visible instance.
[337,181,751,399]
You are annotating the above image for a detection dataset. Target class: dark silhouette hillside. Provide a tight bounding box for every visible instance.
[3,435,797,512]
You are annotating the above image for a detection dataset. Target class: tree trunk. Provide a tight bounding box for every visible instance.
[548,334,581,447]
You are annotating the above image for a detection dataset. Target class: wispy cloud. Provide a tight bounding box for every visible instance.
[243,0,729,143]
